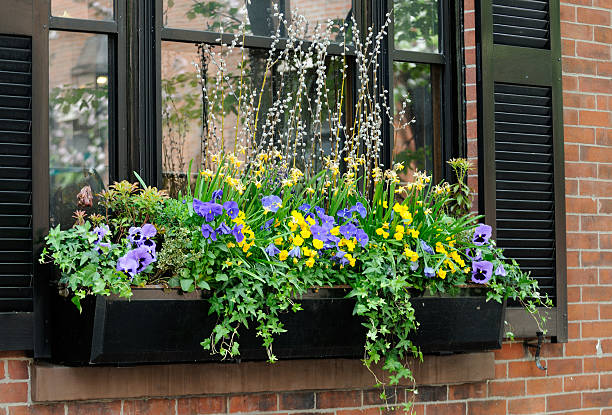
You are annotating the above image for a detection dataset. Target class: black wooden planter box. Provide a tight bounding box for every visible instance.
[48,287,505,366]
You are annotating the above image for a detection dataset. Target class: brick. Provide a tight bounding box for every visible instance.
[229,394,277,413]
[316,390,361,409]
[577,41,611,60]
[525,378,562,395]
[547,393,581,412]
[546,358,582,375]
[582,285,612,301]
[599,165,612,180]
[363,389,404,406]
[601,269,612,284]
[583,321,612,338]
[595,0,612,6]
[599,200,612,214]
[7,360,29,380]
[124,399,175,415]
[467,400,505,415]
[8,405,65,415]
[177,397,225,415]
[412,386,446,403]
[562,39,576,56]
[580,110,611,127]
[565,374,598,392]
[495,363,507,379]
[564,92,596,109]
[0,360,4,379]
[507,397,545,414]
[422,403,464,415]
[582,251,612,267]
[279,392,314,410]
[577,7,611,25]
[337,409,379,415]
[565,108,579,125]
[561,4,576,21]
[580,77,612,94]
[583,391,612,408]
[568,303,598,320]
[566,233,598,251]
[0,382,28,404]
[67,402,122,415]
[600,303,612,319]
[601,372,612,388]
[581,215,612,232]
[561,22,593,41]
[565,126,596,144]
[447,382,486,400]
[584,357,612,372]
[488,380,525,397]
[0,351,27,358]
[494,343,525,360]
[508,361,547,378]
[567,267,598,286]
[568,322,580,339]
[595,26,612,43]
[598,61,612,77]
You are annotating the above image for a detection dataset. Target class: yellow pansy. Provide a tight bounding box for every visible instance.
[312,239,324,250]
[274,237,283,245]
[226,242,236,248]
[279,250,289,261]
[293,235,304,246]
[330,226,340,236]
[395,225,405,233]
[300,228,312,239]
[305,257,315,268]
[409,229,420,238]
[437,269,447,279]
[394,232,404,241]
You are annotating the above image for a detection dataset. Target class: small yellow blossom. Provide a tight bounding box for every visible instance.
[305,257,315,268]
[293,235,304,246]
[279,250,289,261]
[313,239,324,250]
[227,242,236,248]
[437,269,447,279]
[274,237,283,245]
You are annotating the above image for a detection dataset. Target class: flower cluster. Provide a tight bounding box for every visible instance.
[116,224,157,279]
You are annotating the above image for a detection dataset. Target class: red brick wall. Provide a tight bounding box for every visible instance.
[2,0,611,414]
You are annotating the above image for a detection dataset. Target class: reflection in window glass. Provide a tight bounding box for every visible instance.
[49,31,109,227]
[163,0,352,41]
[52,0,114,20]
[161,41,344,196]
[394,0,439,53]
[392,62,435,181]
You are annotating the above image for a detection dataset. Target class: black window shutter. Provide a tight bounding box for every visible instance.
[0,34,33,350]
[477,0,567,341]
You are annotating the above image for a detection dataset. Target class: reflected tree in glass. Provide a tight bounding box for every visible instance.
[393,0,439,53]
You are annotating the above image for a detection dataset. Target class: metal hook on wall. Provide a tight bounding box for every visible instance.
[524,331,547,371]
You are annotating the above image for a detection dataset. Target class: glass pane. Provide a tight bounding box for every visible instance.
[163,0,352,41]
[161,41,344,196]
[49,31,110,227]
[393,0,439,53]
[392,62,436,181]
[52,0,114,20]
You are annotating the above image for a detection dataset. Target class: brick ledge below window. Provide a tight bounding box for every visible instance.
[32,353,494,402]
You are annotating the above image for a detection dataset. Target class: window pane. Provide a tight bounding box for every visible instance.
[49,31,110,227]
[163,0,352,41]
[393,0,439,53]
[52,0,114,20]
[161,41,344,195]
[392,62,437,181]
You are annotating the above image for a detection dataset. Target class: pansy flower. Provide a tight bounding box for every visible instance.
[223,201,239,219]
[217,222,231,235]
[141,223,157,239]
[339,223,358,239]
[93,224,110,241]
[211,189,223,202]
[265,243,280,257]
[231,224,245,243]
[336,208,351,220]
[472,260,494,284]
[140,238,156,254]
[349,202,367,218]
[424,267,435,278]
[313,206,325,217]
[262,195,282,213]
[473,224,492,246]
[298,203,311,212]
[193,199,223,222]
[495,264,507,277]
[420,240,434,255]
[260,218,274,230]
[355,229,369,247]
[201,224,217,241]
[128,226,144,245]
[116,255,139,278]
[465,248,482,261]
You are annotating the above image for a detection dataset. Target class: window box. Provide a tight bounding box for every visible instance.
[47,286,504,366]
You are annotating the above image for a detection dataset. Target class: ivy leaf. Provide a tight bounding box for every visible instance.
[180,278,194,292]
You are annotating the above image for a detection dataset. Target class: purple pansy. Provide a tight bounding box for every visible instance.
[310,225,330,241]
[116,255,139,278]
[217,222,231,235]
[232,224,244,243]
[472,260,494,284]
[495,264,507,277]
[128,226,144,245]
[117,246,156,278]
[313,206,325,217]
[298,203,311,212]
[355,229,369,247]
[260,218,274,230]
[333,250,349,266]
[424,267,435,278]
[93,224,110,241]
[261,195,282,213]
[473,224,492,246]
[465,248,482,261]
[339,222,358,239]
[193,198,223,222]
[211,189,223,202]
[319,214,335,230]
[140,238,156,254]
[336,208,351,220]
[420,240,434,254]
[349,202,367,218]
[141,223,157,239]
[201,224,217,241]
[288,246,301,258]
[265,242,280,257]
[223,200,239,219]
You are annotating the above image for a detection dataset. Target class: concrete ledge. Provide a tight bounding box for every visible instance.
[32,353,495,402]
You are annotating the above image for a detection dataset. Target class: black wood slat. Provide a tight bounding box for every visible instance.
[0,35,33,314]
[494,82,556,302]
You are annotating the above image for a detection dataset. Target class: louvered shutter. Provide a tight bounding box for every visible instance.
[477,0,567,341]
[0,34,33,350]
